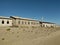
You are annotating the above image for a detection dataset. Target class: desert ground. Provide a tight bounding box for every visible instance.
[0,27,60,45]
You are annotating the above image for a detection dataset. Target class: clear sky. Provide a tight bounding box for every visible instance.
[0,0,60,24]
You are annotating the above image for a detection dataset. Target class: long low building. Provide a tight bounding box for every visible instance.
[10,16,40,28]
[0,16,56,28]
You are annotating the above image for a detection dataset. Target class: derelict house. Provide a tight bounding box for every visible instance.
[10,16,40,28]
[39,21,56,28]
[0,16,12,27]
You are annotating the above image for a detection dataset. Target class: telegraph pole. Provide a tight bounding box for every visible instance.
[41,16,44,22]
[40,16,44,27]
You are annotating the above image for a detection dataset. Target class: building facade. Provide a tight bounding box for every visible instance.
[39,21,56,27]
[0,16,12,27]
[0,16,56,28]
[10,16,40,27]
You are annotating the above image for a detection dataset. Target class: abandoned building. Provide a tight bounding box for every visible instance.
[0,16,12,27]
[0,16,56,28]
[10,16,40,28]
[39,21,56,27]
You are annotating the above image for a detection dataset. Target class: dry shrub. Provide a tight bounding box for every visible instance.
[31,31,33,32]
[2,38,5,40]
[6,28,11,31]
[14,26,19,28]
[17,35,19,38]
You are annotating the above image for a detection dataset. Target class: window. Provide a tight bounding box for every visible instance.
[7,21,9,24]
[18,21,20,24]
[28,22,30,24]
[2,20,4,24]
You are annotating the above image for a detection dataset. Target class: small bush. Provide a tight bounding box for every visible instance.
[14,26,18,28]
[6,28,11,31]
[2,38,5,40]
[17,35,19,38]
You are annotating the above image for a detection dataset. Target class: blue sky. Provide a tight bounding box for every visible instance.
[0,0,60,24]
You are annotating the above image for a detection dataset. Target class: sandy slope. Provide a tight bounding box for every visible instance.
[0,27,60,45]
[31,30,60,45]
[10,30,60,45]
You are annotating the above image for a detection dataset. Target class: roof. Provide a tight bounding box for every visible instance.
[0,16,12,19]
[10,16,20,18]
[39,21,55,24]
[10,16,39,21]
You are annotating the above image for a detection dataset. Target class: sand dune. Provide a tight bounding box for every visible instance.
[10,30,60,45]
[31,30,60,45]
[0,27,60,45]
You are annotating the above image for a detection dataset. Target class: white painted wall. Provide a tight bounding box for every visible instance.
[15,19,40,26]
[0,19,12,26]
[42,23,55,27]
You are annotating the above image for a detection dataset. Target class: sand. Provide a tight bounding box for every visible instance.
[0,27,60,45]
